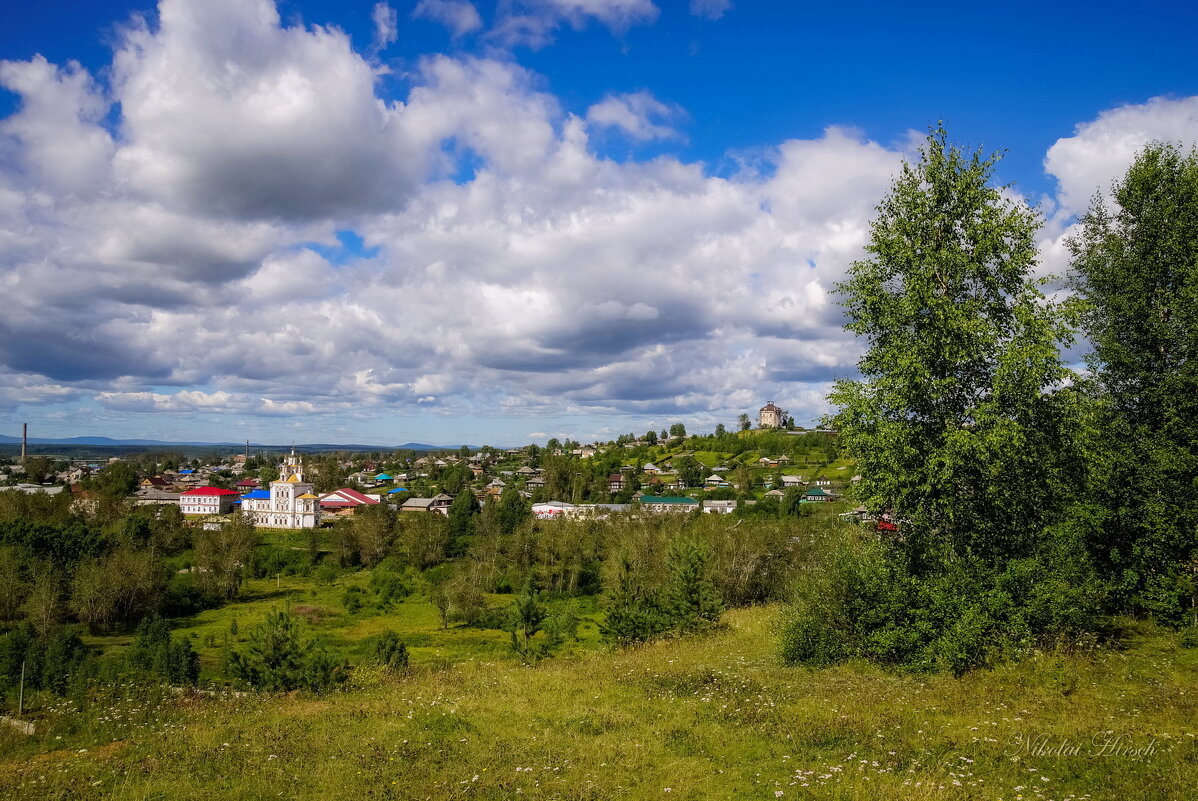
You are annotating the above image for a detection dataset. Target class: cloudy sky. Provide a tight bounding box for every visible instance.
[1,0,1196,446]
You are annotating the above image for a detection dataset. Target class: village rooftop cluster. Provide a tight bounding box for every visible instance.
[1,403,858,528]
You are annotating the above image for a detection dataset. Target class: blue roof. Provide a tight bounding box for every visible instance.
[241,490,271,499]
[375,473,393,480]
[387,487,409,494]
[179,469,195,474]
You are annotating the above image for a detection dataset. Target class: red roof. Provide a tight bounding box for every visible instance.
[181,486,240,496]
[319,488,379,507]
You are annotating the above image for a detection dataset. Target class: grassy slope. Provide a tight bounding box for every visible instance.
[3,606,1195,800]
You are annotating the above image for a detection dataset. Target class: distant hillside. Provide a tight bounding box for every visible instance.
[0,435,474,452]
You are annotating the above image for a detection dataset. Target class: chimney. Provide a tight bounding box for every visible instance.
[21,422,27,464]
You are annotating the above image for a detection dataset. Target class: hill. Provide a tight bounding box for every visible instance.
[0,435,472,452]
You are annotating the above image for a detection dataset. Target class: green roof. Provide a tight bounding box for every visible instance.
[804,486,829,496]
[638,495,699,504]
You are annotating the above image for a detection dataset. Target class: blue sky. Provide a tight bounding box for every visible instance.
[1,0,1196,447]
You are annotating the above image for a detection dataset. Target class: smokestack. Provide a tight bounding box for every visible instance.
[21,423,26,464]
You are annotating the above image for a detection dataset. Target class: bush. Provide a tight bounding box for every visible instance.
[780,533,1106,675]
[226,610,347,692]
[371,630,409,672]
[1180,624,1198,649]
[342,586,365,614]
[0,622,95,697]
[369,567,416,609]
[126,617,200,685]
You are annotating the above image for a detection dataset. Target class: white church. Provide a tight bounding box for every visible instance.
[240,451,321,529]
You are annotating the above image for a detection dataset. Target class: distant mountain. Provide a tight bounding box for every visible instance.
[0,434,475,451]
[0,435,241,447]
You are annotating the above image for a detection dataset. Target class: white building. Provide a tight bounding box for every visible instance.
[758,401,787,428]
[180,486,239,515]
[241,451,320,529]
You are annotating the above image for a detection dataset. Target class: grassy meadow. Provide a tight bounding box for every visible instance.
[2,604,1195,800]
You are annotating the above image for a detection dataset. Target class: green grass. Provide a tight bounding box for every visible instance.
[5,606,1195,800]
[85,567,604,677]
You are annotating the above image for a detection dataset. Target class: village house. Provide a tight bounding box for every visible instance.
[705,474,730,487]
[318,487,379,516]
[608,473,625,492]
[180,486,239,516]
[235,478,260,493]
[400,493,454,515]
[131,486,180,506]
[702,499,738,514]
[803,486,834,502]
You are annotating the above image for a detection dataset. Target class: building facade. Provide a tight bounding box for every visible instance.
[758,401,788,429]
[180,486,239,515]
[241,451,320,529]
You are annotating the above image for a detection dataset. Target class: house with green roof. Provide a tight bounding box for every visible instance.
[803,486,834,502]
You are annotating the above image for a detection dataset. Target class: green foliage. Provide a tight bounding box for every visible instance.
[368,564,416,609]
[497,483,530,535]
[87,461,138,499]
[351,503,398,567]
[781,529,1105,675]
[673,455,703,488]
[505,579,549,662]
[0,622,94,697]
[371,629,409,672]
[1068,143,1198,623]
[226,610,347,692]
[446,491,480,558]
[831,125,1077,564]
[125,617,199,685]
[192,516,260,600]
[599,566,668,646]
[658,540,724,633]
[791,126,1098,673]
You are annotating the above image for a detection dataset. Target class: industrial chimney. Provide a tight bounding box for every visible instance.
[21,423,27,464]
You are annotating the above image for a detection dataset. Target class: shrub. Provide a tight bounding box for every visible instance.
[780,533,1106,675]
[226,610,347,692]
[658,539,723,634]
[126,617,200,685]
[371,630,409,673]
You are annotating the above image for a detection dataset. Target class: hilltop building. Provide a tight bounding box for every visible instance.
[241,450,320,529]
[758,401,788,429]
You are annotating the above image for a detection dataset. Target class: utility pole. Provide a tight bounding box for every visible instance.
[18,660,25,716]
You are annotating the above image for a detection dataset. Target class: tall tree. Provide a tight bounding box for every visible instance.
[1068,143,1198,622]
[446,491,480,558]
[783,127,1096,673]
[193,516,259,600]
[830,126,1077,568]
